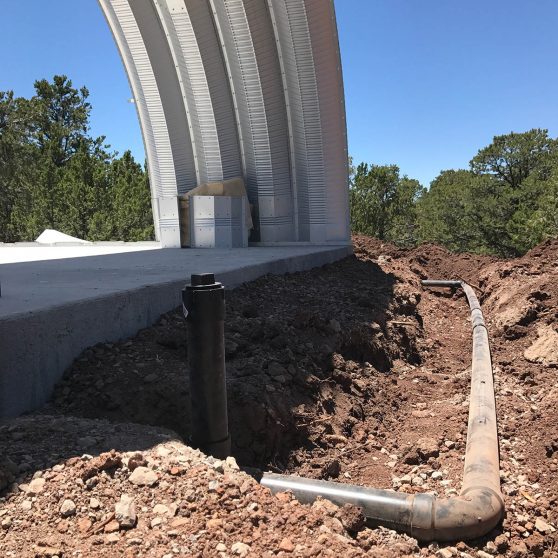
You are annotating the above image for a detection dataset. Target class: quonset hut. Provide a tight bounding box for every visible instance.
[99,0,350,247]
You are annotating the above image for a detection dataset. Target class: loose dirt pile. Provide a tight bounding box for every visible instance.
[0,235,557,557]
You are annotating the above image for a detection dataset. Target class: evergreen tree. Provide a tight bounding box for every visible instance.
[350,163,424,246]
[0,75,154,243]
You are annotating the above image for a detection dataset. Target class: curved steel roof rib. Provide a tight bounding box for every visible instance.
[306,0,350,242]
[100,0,350,247]
[99,0,177,238]
[156,0,223,185]
[210,0,294,242]
[268,0,325,242]
[128,0,196,197]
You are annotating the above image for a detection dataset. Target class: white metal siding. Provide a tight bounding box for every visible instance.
[130,0,196,196]
[99,0,349,246]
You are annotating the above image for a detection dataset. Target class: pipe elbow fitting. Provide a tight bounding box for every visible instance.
[410,488,504,542]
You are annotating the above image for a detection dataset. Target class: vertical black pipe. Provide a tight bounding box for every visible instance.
[182,273,230,458]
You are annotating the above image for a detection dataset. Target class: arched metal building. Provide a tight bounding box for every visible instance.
[99,0,350,247]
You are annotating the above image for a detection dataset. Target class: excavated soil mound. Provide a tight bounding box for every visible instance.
[0,235,557,557]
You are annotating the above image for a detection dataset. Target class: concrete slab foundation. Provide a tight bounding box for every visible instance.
[0,244,352,418]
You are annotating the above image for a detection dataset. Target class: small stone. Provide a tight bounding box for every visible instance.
[153,504,169,516]
[207,518,223,530]
[128,466,158,487]
[211,460,224,473]
[416,437,440,460]
[1,517,12,530]
[216,543,227,552]
[534,517,554,534]
[444,440,456,449]
[85,477,98,490]
[33,545,62,557]
[156,446,171,457]
[127,453,147,472]
[312,497,339,516]
[400,474,412,485]
[431,471,443,480]
[231,542,251,557]
[104,520,120,533]
[89,497,101,510]
[477,551,493,558]
[437,549,454,558]
[115,494,136,528]
[78,517,93,533]
[60,499,76,517]
[335,504,365,533]
[225,456,240,471]
[151,517,163,528]
[105,533,119,544]
[21,499,33,511]
[27,477,46,495]
[279,537,295,552]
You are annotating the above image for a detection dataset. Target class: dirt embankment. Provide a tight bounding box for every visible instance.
[0,235,557,557]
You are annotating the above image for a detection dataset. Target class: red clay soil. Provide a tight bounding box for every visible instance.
[0,235,556,557]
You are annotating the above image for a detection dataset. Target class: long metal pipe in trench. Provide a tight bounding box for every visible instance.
[262,280,504,541]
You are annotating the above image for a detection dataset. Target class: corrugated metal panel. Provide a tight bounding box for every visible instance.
[99,0,173,208]
[157,0,225,185]
[188,0,243,182]
[305,0,350,242]
[108,0,178,201]
[268,0,326,241]
[211,0,294,242]
[130,0,196,196]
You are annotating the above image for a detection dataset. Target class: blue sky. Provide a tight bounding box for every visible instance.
[1,0,557,187]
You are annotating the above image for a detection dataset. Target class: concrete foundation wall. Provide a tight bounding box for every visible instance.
[0,245,351,418]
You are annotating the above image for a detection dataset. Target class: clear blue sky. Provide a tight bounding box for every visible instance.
[1,0,558,187]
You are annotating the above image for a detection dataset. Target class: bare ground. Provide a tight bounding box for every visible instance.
[0,235,557,557]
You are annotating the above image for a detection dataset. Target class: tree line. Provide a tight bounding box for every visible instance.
[2,75,556,255]
[350,128,558,257]
[0,75,153,243]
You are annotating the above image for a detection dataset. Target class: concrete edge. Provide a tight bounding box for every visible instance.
[0,246,352,418]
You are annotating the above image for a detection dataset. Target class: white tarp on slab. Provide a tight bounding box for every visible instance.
[35,229,91,245]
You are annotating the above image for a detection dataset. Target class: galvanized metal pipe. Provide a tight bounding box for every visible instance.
[262,280,503,541]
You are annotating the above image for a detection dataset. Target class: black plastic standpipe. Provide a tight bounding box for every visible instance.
[182,273,231,458]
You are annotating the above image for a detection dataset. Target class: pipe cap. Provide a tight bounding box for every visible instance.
[191,273,215,286]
